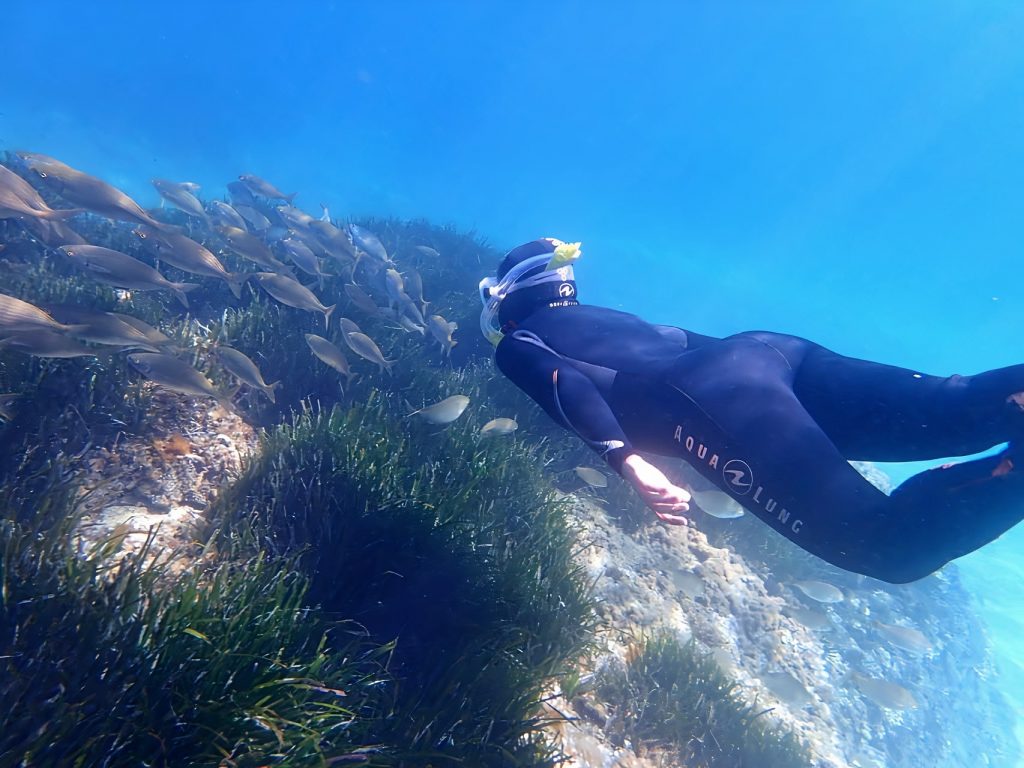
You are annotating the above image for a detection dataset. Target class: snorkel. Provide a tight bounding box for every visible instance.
[479,240,582,346]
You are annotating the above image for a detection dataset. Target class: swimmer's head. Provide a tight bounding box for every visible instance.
[478,238,581,345]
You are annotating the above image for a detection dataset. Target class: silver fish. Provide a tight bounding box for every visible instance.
[690,489,745,519]
[872,621,933,655]
[18,152,167,230]
[226,180,256,206]
[761,671,812,708]
[207,200,247,230]
[411,394,470,425]
[127,352,228,405]
[20,215,87,246]
[135,226,245,299]
[575,466,608,488]
[280,235,325,279]
[113,314,175,348]
[234,204,272,232]
[0,291,81,333]
[344,330,393,375]
[308,219,356,262]
[304,333,354,382]
[849,672,917,710]
[216,226,288,271]
[347,223,389,263]
[0,164,83,220]
[344,283,381,316]
[0,393,19,422]
[46,304,158,350]
[0,329,101,358]
[254,272,335,329]
[403,267,428,314]
[151,179,208,221]
[238,173,295,202]
[413,245,440,258]
[384,268,404,304]
[792,580,844,604]
[276,204,316,234]
[784,604,833,631]
[479,417,518,437]
[426,314,457,356]
[215,346,279,403]
[59,245,197,309]
[338,317,363,339]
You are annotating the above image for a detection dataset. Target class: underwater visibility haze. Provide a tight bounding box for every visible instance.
[4,2,1024,766]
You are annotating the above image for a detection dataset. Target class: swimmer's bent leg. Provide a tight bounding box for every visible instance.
[666,367,1024,583]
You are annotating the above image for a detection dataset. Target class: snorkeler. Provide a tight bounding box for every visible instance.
[481,238,1024,584]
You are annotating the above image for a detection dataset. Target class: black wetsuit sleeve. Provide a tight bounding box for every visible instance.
[495,332,634,472]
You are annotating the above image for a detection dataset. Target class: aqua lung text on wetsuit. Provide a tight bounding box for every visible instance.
[672,424,805,535]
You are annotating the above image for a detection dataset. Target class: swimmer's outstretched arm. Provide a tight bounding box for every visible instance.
[496,330,690,523]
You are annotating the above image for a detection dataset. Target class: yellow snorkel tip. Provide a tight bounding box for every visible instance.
[546,241,582,270]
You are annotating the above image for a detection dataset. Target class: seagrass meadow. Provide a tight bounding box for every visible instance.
[0,166,819,768]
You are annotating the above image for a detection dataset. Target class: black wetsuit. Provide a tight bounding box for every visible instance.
[495,303,1024,584]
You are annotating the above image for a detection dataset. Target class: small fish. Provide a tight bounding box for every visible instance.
[18,151,167,230]
[397,293,425,326]
[345,330,393,375]
[403,267,428,314]
[127,352,229,405]
[575,466,608,488]
[792,580,844,604]
[344,283,381,316]
[426,314,457,356]
[276,204,317,234]
[207,200,248,230]
[338,317,363,339]
[872,621,933,655]
[0,291,81,334]
[226,180,256,206]
[134,226,245,299]
[151,179,208,222]
[309,219,356,262]
[216,226,288,271]
[0,164,83,220]
[690,489,745,519]
[0,329,102,358]
[45,304,158,350]
[254,273,335,329]
[849,672,918,710]
[215,346,279,403]
[783,604,833,631]
[280,235,326,279]
[397,316,426,335]
[347,223,389,263]
[479,417,518,437]
[60,244,198,308]
[113,314,175,348]
[319,202,331,222]
[233,204,272,232]
[671,569,705,598]
[761,670,812,708]
[238,173,295,202]
[20,215,88,247]
[413,245,440,258]
[384,268,405,305]
[410,394,470,425]
[304,333,354,383]
[0,393,20,422]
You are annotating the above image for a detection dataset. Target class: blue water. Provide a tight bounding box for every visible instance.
[7,1,1024,760]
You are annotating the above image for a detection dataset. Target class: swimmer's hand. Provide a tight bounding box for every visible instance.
[620,454,691,525]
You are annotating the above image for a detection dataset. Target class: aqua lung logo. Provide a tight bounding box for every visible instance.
[672,423,804,535]
[558,282,575,298]
[722,459,753,495]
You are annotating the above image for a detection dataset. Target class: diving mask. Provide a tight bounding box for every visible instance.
[479,245,581,345]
